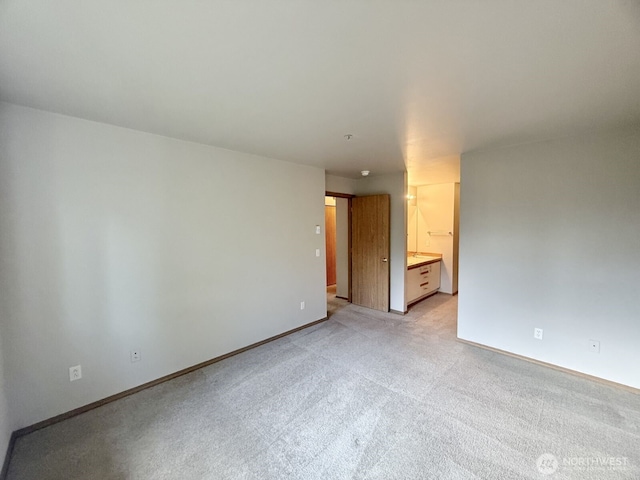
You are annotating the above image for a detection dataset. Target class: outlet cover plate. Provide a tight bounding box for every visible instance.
[69,365,82,381]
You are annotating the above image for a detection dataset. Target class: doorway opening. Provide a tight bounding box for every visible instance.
[325,196,337,289]
[325,192,353,316]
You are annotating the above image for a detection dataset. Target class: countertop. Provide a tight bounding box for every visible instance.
[407,255,442,269]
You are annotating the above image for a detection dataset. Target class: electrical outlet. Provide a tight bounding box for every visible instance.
[69,365,82,381]
[130,350,141,362]
[315,249,320,257]
[300,301,305,310]
[534,328,544,340]
[588,339,600,353]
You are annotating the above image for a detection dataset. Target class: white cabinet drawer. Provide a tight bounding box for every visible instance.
[418,278,434,292]
[417,264,432,274]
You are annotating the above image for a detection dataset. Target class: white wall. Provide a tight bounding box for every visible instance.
[0,339,10,463]
[407,186,418,252]
[453,183,460,294]
[458,127,640,389]
[0,103,327,429]
[416,183,458,294]
[354,173,408,313]
[325,175,357,195]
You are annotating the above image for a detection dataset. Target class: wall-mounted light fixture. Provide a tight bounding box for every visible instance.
[407,186,417,207]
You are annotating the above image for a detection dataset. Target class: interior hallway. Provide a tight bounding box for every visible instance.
[6,295,640,479]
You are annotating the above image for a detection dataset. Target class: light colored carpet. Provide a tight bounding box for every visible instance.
[7,294,640,479]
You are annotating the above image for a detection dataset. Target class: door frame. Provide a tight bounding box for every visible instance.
[326,191,355,302]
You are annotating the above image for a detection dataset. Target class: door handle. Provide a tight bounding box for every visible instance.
[382,258,388,262]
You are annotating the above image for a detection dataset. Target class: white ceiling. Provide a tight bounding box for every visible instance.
[1,1,639,186]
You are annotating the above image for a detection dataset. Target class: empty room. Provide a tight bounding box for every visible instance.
[1,1,639,479]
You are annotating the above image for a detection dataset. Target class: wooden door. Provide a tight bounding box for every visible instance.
[352,194,390,311]
[325,205,336,285]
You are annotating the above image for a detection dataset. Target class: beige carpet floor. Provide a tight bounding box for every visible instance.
[6,293,640,479]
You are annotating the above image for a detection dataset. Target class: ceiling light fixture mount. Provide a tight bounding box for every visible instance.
[361,170,370,177]
[344,134,353,140]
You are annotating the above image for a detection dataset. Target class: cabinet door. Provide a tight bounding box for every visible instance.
[428,262,441,293]
[406,268,422,302]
